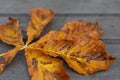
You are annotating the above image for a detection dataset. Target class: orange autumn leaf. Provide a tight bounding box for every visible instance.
[27,20,115,75]
[0,47,19,74]
[61,20,103,40]
[26,8,54,44]
[0,17,24,46]
[0,17,24,74]
[25,48,69,80]
[0,7,116,80]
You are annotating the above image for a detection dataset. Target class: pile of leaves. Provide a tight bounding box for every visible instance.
[0,8,116,80]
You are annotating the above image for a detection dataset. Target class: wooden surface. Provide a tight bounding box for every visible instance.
[0,15,119,80]
[0,0,120,14]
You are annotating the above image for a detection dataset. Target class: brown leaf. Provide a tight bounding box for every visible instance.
[0,47,19,74]
[0,17,24,46]
[27,20,115,75]
[25,48,69,80]
[26,8,54,44]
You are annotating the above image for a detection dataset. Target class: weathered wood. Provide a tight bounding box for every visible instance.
[0,0,120,14]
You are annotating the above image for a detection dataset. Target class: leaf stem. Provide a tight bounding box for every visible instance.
[19,44,28,50]
[0,44,28,57]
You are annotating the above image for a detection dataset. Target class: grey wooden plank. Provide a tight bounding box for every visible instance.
[0,0,120,14]
[0,43,119,80]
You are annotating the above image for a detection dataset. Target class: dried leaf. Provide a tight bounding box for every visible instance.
[61,20,103,40]
[0,47,19,74]
[28,20,115,75]
[0,17,24,46]
[26,8,54,44]
[0,9,116,80]
[25,48,69,80]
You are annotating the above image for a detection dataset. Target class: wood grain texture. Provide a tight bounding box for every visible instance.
[0,0,120,13]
